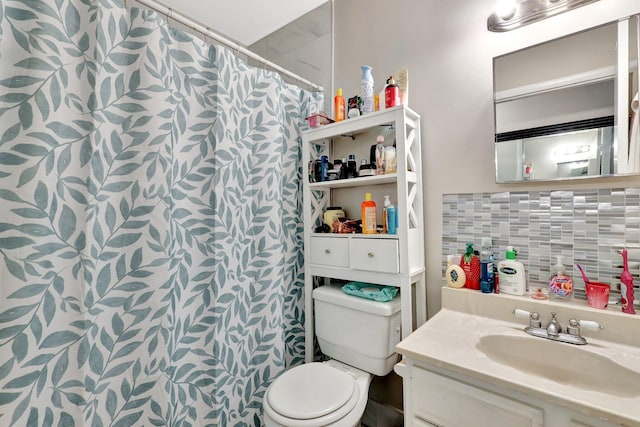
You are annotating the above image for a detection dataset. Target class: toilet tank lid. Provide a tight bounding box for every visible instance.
[313,284,401,316]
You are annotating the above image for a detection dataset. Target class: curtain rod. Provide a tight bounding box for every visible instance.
[131,0,324,92]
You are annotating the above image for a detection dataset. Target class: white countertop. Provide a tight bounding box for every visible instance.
[396,288,640,426]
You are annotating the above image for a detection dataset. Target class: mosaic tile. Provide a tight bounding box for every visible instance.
[442,189,640,301]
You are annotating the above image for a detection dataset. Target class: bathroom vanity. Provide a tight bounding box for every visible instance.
[395,288,640,427]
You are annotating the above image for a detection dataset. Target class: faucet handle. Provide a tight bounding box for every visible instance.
[514,309,531,319]
[570,319,602,332]
[513,309,542,328]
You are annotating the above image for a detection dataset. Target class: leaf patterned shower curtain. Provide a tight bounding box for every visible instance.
[0,1,320,426]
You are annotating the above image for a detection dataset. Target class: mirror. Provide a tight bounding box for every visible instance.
[494,16,639,183]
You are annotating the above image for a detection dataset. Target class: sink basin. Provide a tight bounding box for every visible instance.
[476,334,640,398]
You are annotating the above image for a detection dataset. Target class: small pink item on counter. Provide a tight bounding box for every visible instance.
[585,282,610,309]
[620,249,636,315]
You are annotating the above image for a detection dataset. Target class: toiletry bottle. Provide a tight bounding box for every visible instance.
[378,87,386,111]
[480,238,494,293]
[339,158,348,179]
[383,146,397,174]
[334,88,345,122]
[385,76,400,108]
[360,65,374,114]
[382,195,397,235]
[347,154,357,178]
[361,193,377,234]
[497,246,526,295]
[375,135,385,175]
[320,155,328,182]
[459,243,481,290]
[620,249,636,315]
[548,255,573,300]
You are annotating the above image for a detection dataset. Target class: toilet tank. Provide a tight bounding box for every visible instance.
[312,284,402,376]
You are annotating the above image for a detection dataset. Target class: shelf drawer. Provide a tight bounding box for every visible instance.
[349,238,399,273]
[310,237,349,267]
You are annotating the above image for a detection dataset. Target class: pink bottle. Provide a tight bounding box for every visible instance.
[620,249,636,315]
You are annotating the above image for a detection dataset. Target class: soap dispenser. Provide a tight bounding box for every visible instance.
[497,246,526,296]
[459,243,480,290]
[548,255,573,300]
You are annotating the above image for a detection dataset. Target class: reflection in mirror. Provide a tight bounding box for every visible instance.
[494,16,639,183]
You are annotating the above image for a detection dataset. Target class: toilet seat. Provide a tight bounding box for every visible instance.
[264,362,360,427]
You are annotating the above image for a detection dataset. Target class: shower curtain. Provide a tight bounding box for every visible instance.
[0,1,320,426]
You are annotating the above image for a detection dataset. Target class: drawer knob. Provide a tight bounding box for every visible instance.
[324,249,331,254]
[368,252,374,258]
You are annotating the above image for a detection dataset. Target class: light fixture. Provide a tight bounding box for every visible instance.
[487,0,600,32]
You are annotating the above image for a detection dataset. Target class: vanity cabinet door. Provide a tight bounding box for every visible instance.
[411,366,544,427]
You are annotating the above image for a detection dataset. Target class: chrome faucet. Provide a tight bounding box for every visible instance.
[546,312,561,337]
[513,309,602,345]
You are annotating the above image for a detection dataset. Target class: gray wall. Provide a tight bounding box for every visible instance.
[249,2,332,113]
[334,0,640,318]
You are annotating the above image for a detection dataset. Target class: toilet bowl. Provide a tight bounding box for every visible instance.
[263,285,401,426]
[263,360,372,427]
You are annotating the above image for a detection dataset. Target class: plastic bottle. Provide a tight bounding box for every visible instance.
[620,249,636,315]
[382,195,397,235]
[334,88,345,122]
[385,76,400,108]
[360,65,374,114]
[460,243,481,290]
[548,255,573,300]
[497,246,526,295]
[378,87,386,111]
[383,146,397,174]
[480,238,494,293]
[320,155,328,182]
[375,135,385,175]
[347,154,357,178]
[339,157,348,179]
[361,193,377,234]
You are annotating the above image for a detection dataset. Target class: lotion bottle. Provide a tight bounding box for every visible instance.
[361,192,377,234]
[497,246,526,295]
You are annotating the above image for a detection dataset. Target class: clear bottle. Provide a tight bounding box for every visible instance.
[361,65,374,114]
[383,146,397,174]
[375,135,385,175]
[361,193,377,234]
[334,88,345,122]
[548,255,572,300]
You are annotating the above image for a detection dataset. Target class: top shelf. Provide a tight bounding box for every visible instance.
[302,105,419,142]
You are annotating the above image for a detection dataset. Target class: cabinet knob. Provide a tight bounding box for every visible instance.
[324,249,331,254]
[368,252,374,258]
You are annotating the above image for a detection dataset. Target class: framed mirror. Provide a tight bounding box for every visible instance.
[493,16,639,183]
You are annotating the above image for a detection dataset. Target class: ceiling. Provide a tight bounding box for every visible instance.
[158,0,329,46]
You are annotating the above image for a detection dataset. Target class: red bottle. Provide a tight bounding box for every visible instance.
[384,76,400,108]
[460,243,481,290]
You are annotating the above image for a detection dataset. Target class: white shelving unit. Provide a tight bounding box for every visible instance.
[301,105,426,363]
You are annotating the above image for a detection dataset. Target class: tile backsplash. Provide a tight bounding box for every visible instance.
[442,188,640,298]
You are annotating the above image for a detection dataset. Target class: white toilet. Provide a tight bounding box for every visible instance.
[263,284,402,427]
